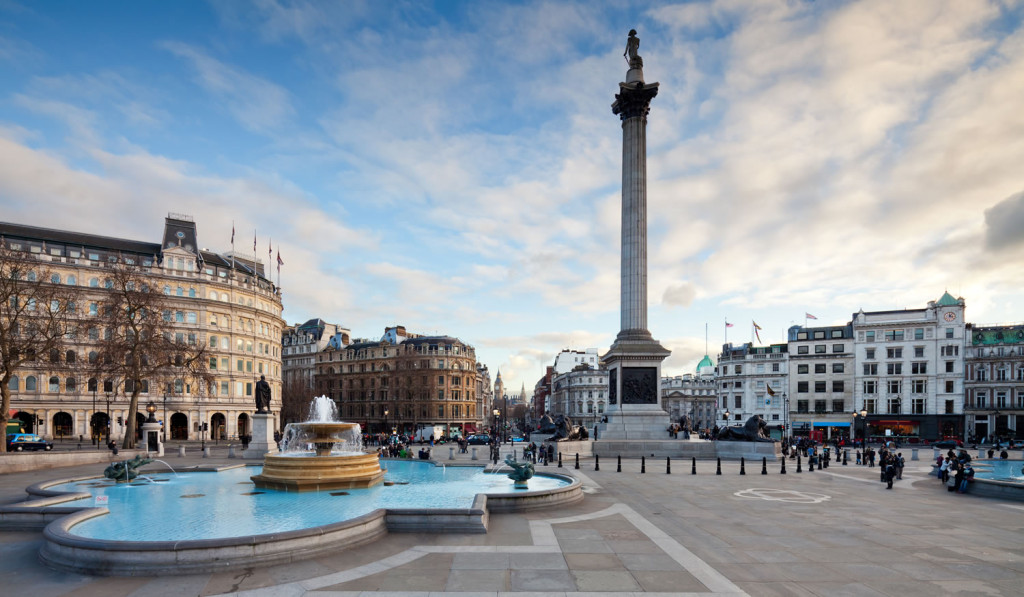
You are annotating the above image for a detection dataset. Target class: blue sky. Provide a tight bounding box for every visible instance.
[2,0,1024,395]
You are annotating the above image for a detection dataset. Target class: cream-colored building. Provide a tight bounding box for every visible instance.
[2,215,285,442]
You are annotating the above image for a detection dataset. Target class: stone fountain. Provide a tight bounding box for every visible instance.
[251,396,384,492]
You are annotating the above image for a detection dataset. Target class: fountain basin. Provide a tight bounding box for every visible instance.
[13,461,582,576]
[252,452,385,491]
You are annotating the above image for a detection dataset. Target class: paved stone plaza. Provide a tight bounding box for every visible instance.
[2,445,1023,596]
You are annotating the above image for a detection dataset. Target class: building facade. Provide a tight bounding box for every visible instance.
[2,215,285,442]
[282,318,349,393]
[661,354,716,431]
[964,323,1024,441]
[315,326,479,436]
[716,343,788,435]
[852,292,966,442]
[787,324,855,441]
[550,364,609,428]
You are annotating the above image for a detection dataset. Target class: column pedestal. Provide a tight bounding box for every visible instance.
[242,413,278,459]
[598,334,671,440]
[143,421,164,457]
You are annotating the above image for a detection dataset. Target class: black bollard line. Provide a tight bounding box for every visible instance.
[796,454,802,473]
[843,450,848,465]
[691,456,697,475]
[641,456,646,474]
[780,457,787,474]
[716,457,722,475]
[666,457,671,475]
[575,453,580,470]
[558,452,562,468]
[761,457,768,475]
[617,455,622,473]
[740,457,746,475]
[809,457,815,472]
[595,454,600,471]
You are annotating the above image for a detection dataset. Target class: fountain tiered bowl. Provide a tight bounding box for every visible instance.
[250,421,384,492]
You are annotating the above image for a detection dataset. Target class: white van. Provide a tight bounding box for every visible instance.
[414,425,447,443]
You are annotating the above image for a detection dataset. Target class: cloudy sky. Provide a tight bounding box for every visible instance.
[2,0,1023,395]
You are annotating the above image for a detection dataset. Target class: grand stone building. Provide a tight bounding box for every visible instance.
[716,342,789,435]
[315,326,480,436]
[964,323,1024,441]
[661,354,716,432]
[550,364,609,428]
[2,215,285,442]
[787,324,855,441]
[283,318,349,392]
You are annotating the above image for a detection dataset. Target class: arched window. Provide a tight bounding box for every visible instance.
[88,378,97,392]
[7,376,17,390]
[188,288,196,298]
[66,350,76,363]
[104,279,113,289]
[209,335,217,348]
[89,277,99,288]
[49,376,60,392]
[50,273,61,284]
[66,377,76,392]
[176,286,184,297]
[163,285,171,295]
[27,271,36,281]
[67,275,77,285]
[89,303,98,316]
[221,337,229,349]
[186,312,197,324]
[26,376,37,391]
[88,351,98,363]
[174,379,184,393]
[209,291,218,300]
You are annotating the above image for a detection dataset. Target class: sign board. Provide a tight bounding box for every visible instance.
[885,429,892,436]
[94,495,109,507]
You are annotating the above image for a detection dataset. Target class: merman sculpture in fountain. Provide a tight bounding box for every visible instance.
[251,396,384,492]
[504,454,534,489]
[104,455,153,483]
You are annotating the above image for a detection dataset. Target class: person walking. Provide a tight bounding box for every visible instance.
[896,452,905,480]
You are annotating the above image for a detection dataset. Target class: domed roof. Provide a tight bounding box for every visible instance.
[696,354,715,373]
[937,291,959,306]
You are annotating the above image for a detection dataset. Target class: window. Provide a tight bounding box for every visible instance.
[945,400,955,414]
[912,379,927,393]
[733,365,742,374]
[49,376,60,392]
[863,363,878,375]
[886,348,903,359]
[911,362,927,374]
[832,363,844,373]
[797,332,808,340]
[797,400,809,413]
[815,381,826,393]
[914,328,924,340]
[912,346,924,358]
[814,331,826,340]
[887,363,902,375]
[888,398,901,413]
[887,380,901,394]
[946,327,954,339]
[812,363,825,374]
[912,398,925,414]
[864,398,876,414]
[814,400,827,413]
[863,380,877,394]
[797,346,809,354]
[976,367,987,381]
[50,273,60,284]
[832,399,844,412]
[865,348,875,359]
[866,331,875,342]
[945,380,955,393]
[833,381,844,392]
[833,344,845,353]
[734,395,742,408]
[831,330,844,338]
[26,376,37,391]
[977,391,987,408]
[797,364,809,374]
[884,330,905,341]
[940,345,958,356]
[945,361,955,373]
[815,345,826,354]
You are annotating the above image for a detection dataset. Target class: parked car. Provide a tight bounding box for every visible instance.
[466,434,491,445]
[6,433,54,452]
[510,436,526,443]
[932,439,962,449]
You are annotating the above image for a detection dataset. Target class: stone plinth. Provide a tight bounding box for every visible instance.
[242,413,277,459]
[142,421,163,457]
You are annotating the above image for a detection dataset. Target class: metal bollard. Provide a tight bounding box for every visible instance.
[617,455,622,472]
[780,457,787,474]
[595,454,600,471]
[691,456,697,475]
[471,447,478,460]
[641,456,646,474]
[178,444,186,458]
[796,454,802,473]
[761,457,767,475]
[666,457,671,475]
[558,452,563,468]
[575,453,580,470]
[740,457,746,475]
[228,445,236,459]
[716,457,722,475]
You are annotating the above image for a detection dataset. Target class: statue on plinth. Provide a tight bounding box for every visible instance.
[255,374,272,413]
[624,29,643,69]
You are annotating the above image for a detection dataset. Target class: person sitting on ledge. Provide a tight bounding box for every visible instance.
[418,447,431,460]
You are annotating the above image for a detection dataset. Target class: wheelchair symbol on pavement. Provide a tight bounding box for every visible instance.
[734,488,831,503]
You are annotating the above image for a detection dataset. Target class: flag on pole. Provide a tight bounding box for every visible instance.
[752,320,763,344]
[230,224,235,247]
[269,239,273,262]
[253,231,257,253]
[806,313,818,320]
[276,250,283,272]
[766,383,776,396]
[725,321,734,328]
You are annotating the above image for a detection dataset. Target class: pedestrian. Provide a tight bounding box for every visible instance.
[896,452,905,479]
[940,457,951,483]
[958,463,975,493]
[884,458,896,489]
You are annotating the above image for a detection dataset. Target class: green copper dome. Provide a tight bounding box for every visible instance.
[696,354,715,373]
[937,291,959,306]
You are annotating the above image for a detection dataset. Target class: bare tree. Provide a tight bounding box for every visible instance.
[0,246,77,452]
[280,376,313,426]
[89,263,212,448]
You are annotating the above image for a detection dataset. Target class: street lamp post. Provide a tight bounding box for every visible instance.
[782,392,789,445]
[503,394,508,444]
[853,409,868,463]
[493,408,500,441]
[92,387,97,449]
[384,410,389,438]
[162,393,168,442]
[105,393,111,445]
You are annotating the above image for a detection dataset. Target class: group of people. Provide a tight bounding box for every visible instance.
[878,448,906,489]
[936,449,975,493]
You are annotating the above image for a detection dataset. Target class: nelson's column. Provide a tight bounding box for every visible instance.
[598,29,672,440]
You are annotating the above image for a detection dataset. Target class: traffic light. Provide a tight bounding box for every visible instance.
[117,416,123,425]
[203,422,208,431]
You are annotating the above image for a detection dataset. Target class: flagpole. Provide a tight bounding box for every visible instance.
[724,318,728,346]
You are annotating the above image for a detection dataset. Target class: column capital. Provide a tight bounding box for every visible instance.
[612,81,659,121]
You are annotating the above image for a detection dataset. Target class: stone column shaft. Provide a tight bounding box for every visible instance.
[621,113,648,333]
